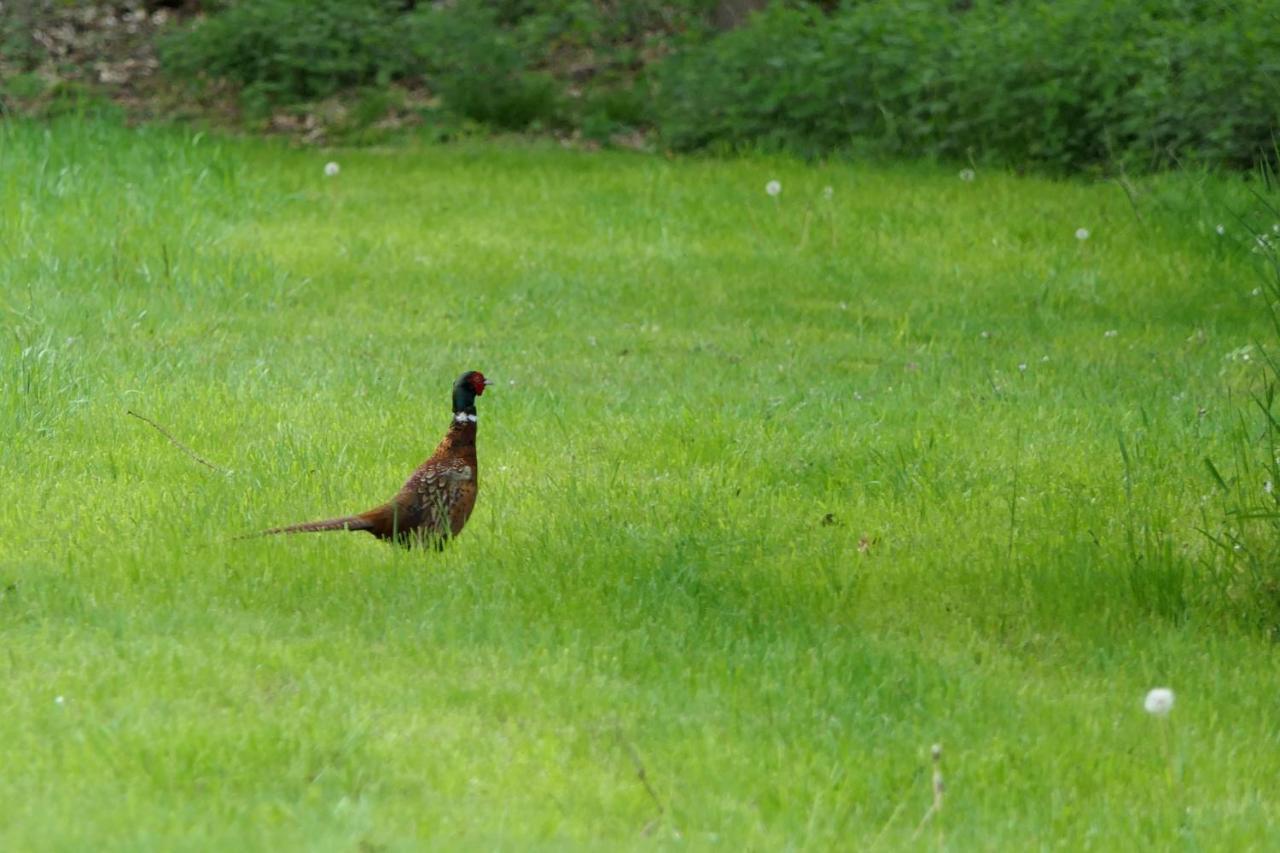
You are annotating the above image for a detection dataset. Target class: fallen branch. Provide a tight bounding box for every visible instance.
[127,409,223,472]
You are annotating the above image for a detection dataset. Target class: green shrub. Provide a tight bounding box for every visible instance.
[157,0,710,131]
[158,0,412,108]
[406,0,711,132]
[580,84,654,141]
[154,0,1278,170]
[655,4,835,154]
[0,1,42,73]
[409,2,562,130]
[656,0,1280,171]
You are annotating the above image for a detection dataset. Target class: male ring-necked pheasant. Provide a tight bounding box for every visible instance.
[259,370,489,548]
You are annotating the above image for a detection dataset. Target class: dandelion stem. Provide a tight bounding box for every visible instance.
[798,208,813,250]
[911,743,944,842]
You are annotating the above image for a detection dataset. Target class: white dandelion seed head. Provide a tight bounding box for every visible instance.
[958,169,976,182]
[1075,227,1090,241]
[765,180,781,197]
[822,185,834,200]
[1144,687,1175,716]
[324,161,340,177]
[1104,329,1118,338]
[1215,224,1226,236]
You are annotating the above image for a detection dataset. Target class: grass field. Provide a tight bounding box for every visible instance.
[2,118,1279,849]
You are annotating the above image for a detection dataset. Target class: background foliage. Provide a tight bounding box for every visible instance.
[657,0,1280,171]
[3,0,1275,171]
[143,0,1280,171]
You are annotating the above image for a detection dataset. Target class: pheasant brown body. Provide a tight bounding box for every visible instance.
[260,370,488,548]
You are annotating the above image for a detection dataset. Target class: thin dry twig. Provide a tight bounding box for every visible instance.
[613,726,667,836]
[1113,174,1145,224]
[127,409,223,472]
[867,798,910,850]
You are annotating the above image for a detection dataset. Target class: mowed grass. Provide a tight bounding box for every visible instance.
[1,118,1278,849]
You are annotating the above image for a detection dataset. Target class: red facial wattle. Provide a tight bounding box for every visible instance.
[470,372,487,395]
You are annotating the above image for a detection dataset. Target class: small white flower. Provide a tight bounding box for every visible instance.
[1264,480,1273,495]
[1040,355,1050,363]
[1252,288,1263,296]
[980,330,990,339]
[822,185,834,200]
[1144,687,1175,716]
[1075,227,1090,241]
[55,695,65,705]
[1226,344,1256,362]
[1018,362,1028,372]
[958,169,976,182]
[324,161,340,177]
[765,180,781,197]
[1104,329,1118,338]
[1273,223,1280,235]
[1215,224,1226,236]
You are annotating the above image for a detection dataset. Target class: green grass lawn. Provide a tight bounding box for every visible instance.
[2,118,1278,850]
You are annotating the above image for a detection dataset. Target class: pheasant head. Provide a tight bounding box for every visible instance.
[452,370,489,421]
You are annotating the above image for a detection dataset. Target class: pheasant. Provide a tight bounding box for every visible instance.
[258,370,489,548]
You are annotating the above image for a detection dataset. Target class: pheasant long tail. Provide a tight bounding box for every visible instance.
[258,515,375,536]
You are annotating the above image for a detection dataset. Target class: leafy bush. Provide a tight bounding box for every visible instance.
[158,0,412,108]
[656,0,1280,171]
[154,0,1278,170]
[408,2,561,130]
[157,0,710,131]
[0,0,43,72]
[405,0,711,131]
